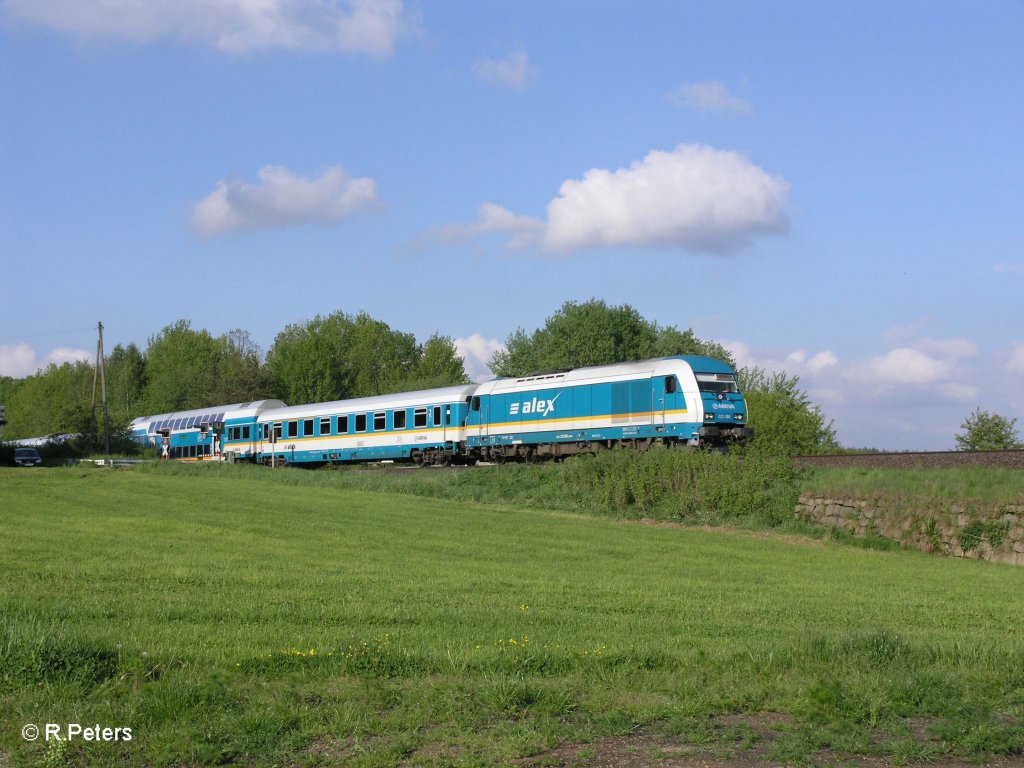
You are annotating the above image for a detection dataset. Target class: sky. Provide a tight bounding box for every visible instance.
[1,0,1022,451]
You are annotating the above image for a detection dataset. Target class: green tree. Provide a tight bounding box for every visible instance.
[216,329,272,404]
[266,312,353,405]
[266,311,463,404]
[1,361,94,439]
[652,326,736,367]
[140,320,223,413]
[738,367,838,455]
[955,408,1023,450]
[399,333,469,392]
[0,376,19,430]
[490,299,730,376]
[105,343,147,426]
[346,312,419,396]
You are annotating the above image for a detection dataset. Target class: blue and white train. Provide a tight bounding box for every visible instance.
[129,356,753,465]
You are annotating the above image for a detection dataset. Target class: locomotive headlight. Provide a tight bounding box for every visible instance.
[735,413,744,420]
[704,413,715,421]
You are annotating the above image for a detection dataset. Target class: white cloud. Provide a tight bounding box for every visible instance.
[543,144,788,253]
[917,338,978,359]
[785,349,839,374]
[454,334,504,383]
[1,0,414,56]
[438,144,789,256]
[726,340,842,378]
[472,47,534,90]
[994,263,1024,275]
[1008,343,1024,376]
[191,165,379,237]
[881,318,932,344]
[936,383,979,402]
[0,344,91,377]
[437,202,544,250]
[667,81,752,114]
[724,335,1002,449]
[856,348,955,388]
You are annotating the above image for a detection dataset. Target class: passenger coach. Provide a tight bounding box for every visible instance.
[130,399,285,461]
[254,384,479,466]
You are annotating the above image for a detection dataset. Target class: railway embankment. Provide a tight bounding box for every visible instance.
[796,495,1024,565]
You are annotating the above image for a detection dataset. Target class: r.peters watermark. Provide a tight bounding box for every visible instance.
[22,723,132,742]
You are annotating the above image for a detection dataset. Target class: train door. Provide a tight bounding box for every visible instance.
[433,405,444,443]
[657,375,677,429]
[468,395,485,440]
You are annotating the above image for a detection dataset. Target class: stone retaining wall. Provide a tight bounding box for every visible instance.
[795,496,1024,566]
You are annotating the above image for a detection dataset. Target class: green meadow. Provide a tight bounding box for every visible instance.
[1,463,1023,766]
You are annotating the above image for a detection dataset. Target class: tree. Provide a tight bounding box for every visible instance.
[346,312,420,397]
[266,312,353,405]
[652,326,736,367]
[105,343,147,426]
[140,320,223,413]
[0,361,94,439]
[216,329,272,404]
[489,298,730,376]
[955,408,1023,450]
[736,367,838,455]
[266,311,467,404]
[397,333,470,393]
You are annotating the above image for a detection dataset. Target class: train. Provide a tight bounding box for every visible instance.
[129,356,753,466]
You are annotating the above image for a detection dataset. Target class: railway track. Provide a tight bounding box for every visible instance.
[791,449,1024,470]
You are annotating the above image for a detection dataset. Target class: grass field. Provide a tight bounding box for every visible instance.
[2,463,1023,767]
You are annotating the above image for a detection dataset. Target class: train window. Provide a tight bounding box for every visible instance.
[433,406,441,426]
[242,426,250,440]
[373,412,386,431]
[273,423,282,440]
[355,414,367,433]
[394,410,407,429]
[695,373,738,394]
[665,376,677,394]
[287,421,298,438]
[319,417,330,435]
[338,415,349,433]
[471,396,481,411]
[303,419,314,437]
[414,408,427,428]
[228,427,237,441]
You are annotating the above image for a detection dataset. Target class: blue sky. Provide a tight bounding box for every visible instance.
[2,1,1022,450]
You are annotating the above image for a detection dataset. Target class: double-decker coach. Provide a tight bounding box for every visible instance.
[463,356,753,461]
[130,399,285,461]
[255,384,479,466]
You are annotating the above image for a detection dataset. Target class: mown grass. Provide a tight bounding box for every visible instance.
[1,463,1023,767]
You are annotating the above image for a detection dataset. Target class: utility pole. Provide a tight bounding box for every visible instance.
[91,321,110,454]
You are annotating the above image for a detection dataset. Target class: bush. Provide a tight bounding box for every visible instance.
[559,447,801,525]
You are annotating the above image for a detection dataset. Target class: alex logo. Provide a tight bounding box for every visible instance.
[510,393,560,417]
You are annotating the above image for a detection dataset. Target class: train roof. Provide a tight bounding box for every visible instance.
[259,384,480,421]
[130,399,286,431]
[489,355,736,392]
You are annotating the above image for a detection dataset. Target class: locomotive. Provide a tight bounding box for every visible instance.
[129,356,753,465]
